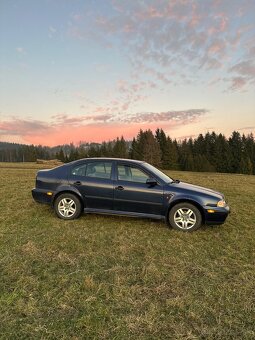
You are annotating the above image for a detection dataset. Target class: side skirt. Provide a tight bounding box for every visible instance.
[83,208,165,221]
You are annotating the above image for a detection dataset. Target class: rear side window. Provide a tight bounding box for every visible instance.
[71,163,87,176]
[72,161,113,179]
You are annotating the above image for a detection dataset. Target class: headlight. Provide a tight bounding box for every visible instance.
[217,200,226,207]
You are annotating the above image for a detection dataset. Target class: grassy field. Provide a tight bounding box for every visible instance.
[0,162,254,339]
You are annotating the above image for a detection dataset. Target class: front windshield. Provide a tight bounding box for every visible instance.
[143,163,173,183]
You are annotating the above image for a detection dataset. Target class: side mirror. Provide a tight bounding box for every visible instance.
[146,178,157,186]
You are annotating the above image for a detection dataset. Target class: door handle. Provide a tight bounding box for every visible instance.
[73,181,81,186]
[115,185,124,191]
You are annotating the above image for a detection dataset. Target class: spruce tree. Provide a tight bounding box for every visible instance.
[113,136,128,158]
[228,131,242,173]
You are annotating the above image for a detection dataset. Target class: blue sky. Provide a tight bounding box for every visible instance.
[0,0,255,145]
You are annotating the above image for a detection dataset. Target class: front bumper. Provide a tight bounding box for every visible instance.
[204,205,230,225]
[32,188,54,204]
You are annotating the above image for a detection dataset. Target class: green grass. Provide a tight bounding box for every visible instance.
[0,162,254,339]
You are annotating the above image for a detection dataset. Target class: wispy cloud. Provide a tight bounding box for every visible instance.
[238,126,255,131]
[48,26,57,38]
[0,108,208,145]
[51,113,112,125]
[16,47,26,54]
[177,134,199,141]
[120,109,208,124]
[227,59,255,90]
[69,0,255,92]
[0,118,50,135]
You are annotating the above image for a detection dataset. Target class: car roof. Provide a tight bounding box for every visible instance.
[69,157,146,165]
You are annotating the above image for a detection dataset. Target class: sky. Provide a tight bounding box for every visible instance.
[0,0,255,146]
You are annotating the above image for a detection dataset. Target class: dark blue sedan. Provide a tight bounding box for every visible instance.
[32,158,230,231]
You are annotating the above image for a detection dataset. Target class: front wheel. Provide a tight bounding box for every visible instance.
[54,193,82,220]
[168,203,202,232]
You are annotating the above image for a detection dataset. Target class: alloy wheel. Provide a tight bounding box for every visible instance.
[58,198,77,218]
[173,207,197,230]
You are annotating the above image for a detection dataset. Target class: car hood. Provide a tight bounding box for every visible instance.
[167,181,224,199]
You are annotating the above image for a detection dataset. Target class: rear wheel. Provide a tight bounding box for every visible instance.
[168,203,202,232]
[54,193,82,220]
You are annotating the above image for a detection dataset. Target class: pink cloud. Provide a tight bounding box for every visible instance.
[177,134,198,141]
[227,59,255,90]
[207,39,226,55]
[238,126,255,131]
[207,14,229,35]
[228,77,247,91]
[146,6,163,18]
[0,109,208,146]
[51,113,112,125]
[72,0,254,92]
[0,118,50,135]
[117,79,147,94]
[121,109,208,124]
[230,59,255,76]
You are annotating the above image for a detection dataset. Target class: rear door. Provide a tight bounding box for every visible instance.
[69,161,114,209]
[113,162,164,215]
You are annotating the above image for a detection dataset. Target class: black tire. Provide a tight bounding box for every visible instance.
[54,193,82,220]
[168,202,202,232]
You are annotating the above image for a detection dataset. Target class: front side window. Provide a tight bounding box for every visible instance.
[72,162,112,179]
[117,165,149,183]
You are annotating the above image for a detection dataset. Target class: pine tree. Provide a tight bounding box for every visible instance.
[179,139,194,171]
[113,136,128,158]
[129,130,144,160]
[58,149,65,162]
[239,156,253,174]
[203,132,216,171]
[193,134,205,155]
[88,145,101,157]
[228,131,242,173]
[100,142,110,157]
[130,129,161,166]
[143,130,162,166]
[242,133,255,174]
[155,129,170,168]
[215,133,232,173]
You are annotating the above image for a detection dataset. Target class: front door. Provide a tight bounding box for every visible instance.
[114,163,164,216]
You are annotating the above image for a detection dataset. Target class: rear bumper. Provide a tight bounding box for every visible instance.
[204,205,230,225]
[32,188,53,204]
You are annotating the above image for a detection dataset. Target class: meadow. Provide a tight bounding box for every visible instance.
[0,162,254,339]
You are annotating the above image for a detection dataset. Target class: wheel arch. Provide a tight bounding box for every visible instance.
[167,199,205,224]
[53,189,84,209]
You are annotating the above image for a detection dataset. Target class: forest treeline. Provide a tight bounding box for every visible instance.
[0,129,254,174]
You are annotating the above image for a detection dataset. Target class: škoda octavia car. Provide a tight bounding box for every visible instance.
[32,158,230,232]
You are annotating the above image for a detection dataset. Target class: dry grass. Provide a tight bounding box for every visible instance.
[0,163,254,339]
